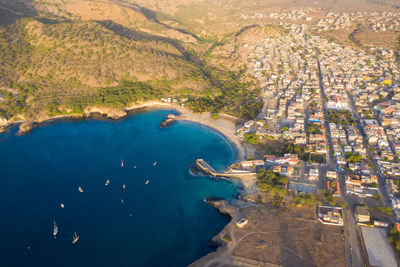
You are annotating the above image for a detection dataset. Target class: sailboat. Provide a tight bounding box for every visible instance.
[60,202,65,208]
[153,161,157,166]
[121,159,124,168]
[105,179,110,186]
[78,186,83,193]
[53,220,58,239]
[72,232,79,244]
[145,179,149,185]
[122,184,126,190]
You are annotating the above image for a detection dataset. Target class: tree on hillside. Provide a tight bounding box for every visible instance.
[257,169,288,197]
[244,133,258,145]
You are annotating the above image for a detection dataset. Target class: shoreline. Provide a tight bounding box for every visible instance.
[4,101,248,161]
[2,101,257,195]
[0,100,257,265]
[126,101,247,161]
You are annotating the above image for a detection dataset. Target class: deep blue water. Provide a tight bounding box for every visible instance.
[0,109,237,267]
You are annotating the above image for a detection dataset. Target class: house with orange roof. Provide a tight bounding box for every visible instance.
[326,180,341,197]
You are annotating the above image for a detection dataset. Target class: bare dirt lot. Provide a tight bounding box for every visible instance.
[192,202,345,267]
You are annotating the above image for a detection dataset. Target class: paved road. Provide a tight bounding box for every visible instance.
[347,93,393,209]
[315,53,365,267]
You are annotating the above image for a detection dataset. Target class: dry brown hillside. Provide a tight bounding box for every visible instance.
[0,0,398,124]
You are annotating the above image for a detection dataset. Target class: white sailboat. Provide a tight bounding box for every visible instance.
[145,179,149,185]
[78,186,83,193]
[60,202,65,208]
[121,159,124,168]
[105,179,110,186]
[122,184,126,190]
[53,220,58,239]
[72,231,79,244]
[153,161,157,166]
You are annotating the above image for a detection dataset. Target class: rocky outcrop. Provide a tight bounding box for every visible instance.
[0,116,8,127]
[204,198,234,216]
[0,117,8,133]
[160,114,177,127]
[18,122,36,135]
[84,107,127,119]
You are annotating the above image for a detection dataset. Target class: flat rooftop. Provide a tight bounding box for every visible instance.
[360,226,397,267]
[289,181,317,194]
[355,205,369,216]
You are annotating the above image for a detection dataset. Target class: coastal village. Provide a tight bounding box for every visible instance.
[191,23,400,267]
[1,1,400,266]
[243,8,400,35]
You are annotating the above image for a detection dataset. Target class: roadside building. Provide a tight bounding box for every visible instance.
[326,171,338,180]
[373,220,389,228]
[317,206,344,226]
[309,168,319,181]
[360,227,397,267]
[355,206,370,223]
[236,218,248,228]
[326,180,340,196]
[241,160,265,168]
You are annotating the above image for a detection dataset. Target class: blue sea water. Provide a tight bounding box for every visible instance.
[0,109,237,267]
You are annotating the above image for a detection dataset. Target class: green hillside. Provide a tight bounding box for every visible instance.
[0,0,265,123]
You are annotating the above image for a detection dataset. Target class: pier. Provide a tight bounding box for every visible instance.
[196,159,257,179]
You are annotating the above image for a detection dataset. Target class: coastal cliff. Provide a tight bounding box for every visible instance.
[0,116,8,133]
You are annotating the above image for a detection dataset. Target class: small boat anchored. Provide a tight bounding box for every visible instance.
[153,161,157,166]
[122,184,126,190]
[60,202,65,208]
[121,159,124,168]
[53,220,58,239]
[72,231,79,244]
[78,186,83,193]
[145,180,149,185]
[105,179,110,186]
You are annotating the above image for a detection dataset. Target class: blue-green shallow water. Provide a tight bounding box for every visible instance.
[0,109,237,267]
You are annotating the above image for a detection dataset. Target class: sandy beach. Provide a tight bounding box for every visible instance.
[7,100,262,265]
[176,107,247,161]
[12,100,248,161]
[125,101,248,161]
